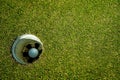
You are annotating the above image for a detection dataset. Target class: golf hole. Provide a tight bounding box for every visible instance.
[12,34,43,64]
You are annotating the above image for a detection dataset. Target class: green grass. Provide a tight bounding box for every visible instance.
[0,0,119,80]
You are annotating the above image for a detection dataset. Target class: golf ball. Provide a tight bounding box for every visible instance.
[28,48,39,58]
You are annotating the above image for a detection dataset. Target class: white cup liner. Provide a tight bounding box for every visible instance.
[12,34,43,64]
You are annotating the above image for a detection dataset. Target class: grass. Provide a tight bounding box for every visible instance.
[0,0,119,80]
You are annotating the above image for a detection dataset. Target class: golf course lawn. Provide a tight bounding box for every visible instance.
[0,0,119,79]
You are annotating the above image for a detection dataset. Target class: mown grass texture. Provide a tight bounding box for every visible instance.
[0,0,119,80]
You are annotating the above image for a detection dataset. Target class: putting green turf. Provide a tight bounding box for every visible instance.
[0,0,119,79]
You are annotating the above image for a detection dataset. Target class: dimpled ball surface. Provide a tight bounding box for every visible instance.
[28,48,39,58]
